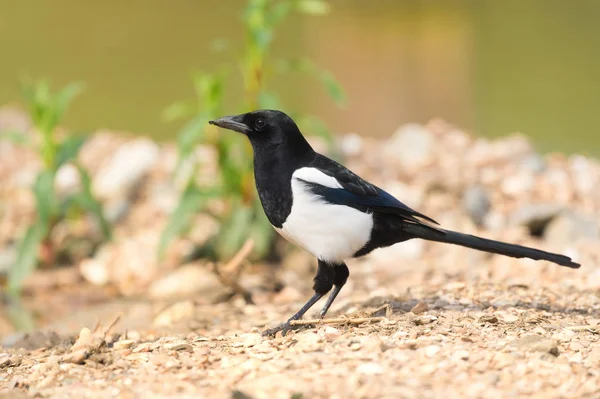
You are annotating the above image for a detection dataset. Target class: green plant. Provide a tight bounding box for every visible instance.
[1,79,111,296]
[159,0,346,262]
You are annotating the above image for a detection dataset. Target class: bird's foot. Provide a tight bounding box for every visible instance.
[261,321,312,337]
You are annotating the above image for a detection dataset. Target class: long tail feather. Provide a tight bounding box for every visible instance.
[404,224,580,269]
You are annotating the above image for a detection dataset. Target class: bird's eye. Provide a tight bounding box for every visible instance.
[255,118,266,130]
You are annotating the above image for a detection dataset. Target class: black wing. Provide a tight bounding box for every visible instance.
[307,154,439,226]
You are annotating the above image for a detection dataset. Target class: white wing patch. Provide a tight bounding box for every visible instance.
[292,167,343,189]
[274,167,374,263]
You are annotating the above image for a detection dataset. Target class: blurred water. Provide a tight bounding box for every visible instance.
[0,0,598,156]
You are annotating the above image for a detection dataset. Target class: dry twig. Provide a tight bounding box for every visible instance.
[212,238,255,304]
[289,317,385,327]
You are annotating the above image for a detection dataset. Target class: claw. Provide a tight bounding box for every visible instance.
[261,321,314,337]
[261,322,293,337]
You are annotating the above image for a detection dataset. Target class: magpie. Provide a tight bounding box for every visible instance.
[209,109,581,336]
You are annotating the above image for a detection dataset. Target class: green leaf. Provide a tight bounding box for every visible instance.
[295,0,330,15]
[55,134,87,168]
[267,1,293,26]
[251,26,273,52]
[33,170,57,229]
[8,223,45,296]
[73,165,112,240]
[318,70,346,106]
[157,184,220,260]
[51,82,85,129]
[216,204,254,260]
[5,298,36,331]
[191,72,224,114]
[176,113,210,162]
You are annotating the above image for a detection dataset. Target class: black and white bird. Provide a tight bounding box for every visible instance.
[209,109,580,336]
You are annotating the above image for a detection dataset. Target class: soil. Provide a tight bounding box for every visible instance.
[1,257,599,399]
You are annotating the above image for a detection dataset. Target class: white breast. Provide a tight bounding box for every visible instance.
[274,167,374,263]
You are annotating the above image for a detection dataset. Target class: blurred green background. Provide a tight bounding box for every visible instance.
[1,0,598,156]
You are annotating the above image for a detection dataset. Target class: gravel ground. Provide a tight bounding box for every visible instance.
[1,270,599,399]
[1,110,599,398]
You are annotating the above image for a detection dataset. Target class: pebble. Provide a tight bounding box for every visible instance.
[132,343,153,353]
[385,123,435,169]
[586,348,600,366]
[513,335,559,356]
[153,301,196,327]
[163,341,193,352]
[356,362,384,375]
[148,264,227,300]
[0,245,16,274]
[509,203,563,233]
[501,314,519,324]
[240,333,262,348]
[423,345,441,358]
[479,315,499,324]
[544,210,599,246]
[410,301,429,315]
[501,173,535,196]
[322,327,342,341]
[462,185,490,226]
[113,340,136,350]
[452,350,470,362]
[92,138,159,201]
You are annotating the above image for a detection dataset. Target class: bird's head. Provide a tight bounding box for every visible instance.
[209,109,312,154]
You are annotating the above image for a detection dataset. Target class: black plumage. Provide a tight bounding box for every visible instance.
[209,109,580,336]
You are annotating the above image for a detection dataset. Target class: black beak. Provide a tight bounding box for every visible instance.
[209,114,250,135]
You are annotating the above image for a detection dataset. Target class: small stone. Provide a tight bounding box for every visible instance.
[356,362,384,375]
[452,350,469,361]
[79,257,110,286]
[385,123,435,170]
[113,340,136,350]
[424,345,441,358]
[0,245,17,275]
[586,348,600,365]
[501,314,519,324]
[462,185,491,226]
[163,341,193,352]
[401,339,418,350]
[410,301,428,315]
[55,163,81,197]
[153,301,195,327]
[412,315,437,326]
[587,319,600,327]
[509,203,563,235]
[148,264,227,300]
[240,333,262,348]
[501,173,535,196]
[132,343,153,353]
[322,327,342,341]
[513,335,559,356]
[569,342,584,352]
[150,354,171,367]
[92,138,159,201]
[479,315,498,324]
[61,349,90,364]
[0,354,11,368]
[545,210,599,246]
[341,133,363,156]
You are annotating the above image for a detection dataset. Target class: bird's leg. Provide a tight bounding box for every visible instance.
[318,263,349,318]
[262,260,334,337]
